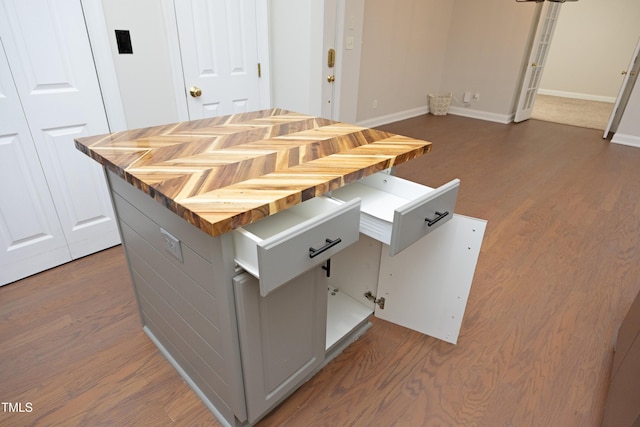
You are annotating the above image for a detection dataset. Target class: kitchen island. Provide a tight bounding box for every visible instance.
[75,109,485,426]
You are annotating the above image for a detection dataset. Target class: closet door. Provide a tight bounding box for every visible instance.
[0,0,119,261]
[0,42,72,286]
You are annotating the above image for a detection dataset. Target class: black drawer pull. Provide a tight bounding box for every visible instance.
[309,238,342,258]
[425,211,449,227]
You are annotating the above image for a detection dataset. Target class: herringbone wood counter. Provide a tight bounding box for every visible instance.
[75,109,431,236]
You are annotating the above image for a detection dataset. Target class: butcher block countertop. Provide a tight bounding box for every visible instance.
[75,109,432,237]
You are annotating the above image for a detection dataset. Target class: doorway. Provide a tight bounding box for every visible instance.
[526,0,640,132]
[164,0,271,121]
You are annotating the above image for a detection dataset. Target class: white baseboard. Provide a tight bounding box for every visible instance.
[448,106,513,124]
[356,106,429,128]
[537,89,616,104]
[355,105,513,128]
[611,133,640,148]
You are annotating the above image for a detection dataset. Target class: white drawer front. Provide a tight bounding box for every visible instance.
[233,197,361,296]
[331,173,460,256]
[390,178,459,256]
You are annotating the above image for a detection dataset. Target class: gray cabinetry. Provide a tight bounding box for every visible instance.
[234,268,327,424]
[106,167,485,426]
[107,170,247,424]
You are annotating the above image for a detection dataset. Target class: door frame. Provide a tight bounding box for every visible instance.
[161,0,271,121]
[320,0,363,122]
[81,0,127,132]
[82,0,362,127]
[605,35,640,139]
[515,2,638,129]
[321,0,338,120]
[514,2,562,123]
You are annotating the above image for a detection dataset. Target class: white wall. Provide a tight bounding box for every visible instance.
[355,0,454,124]
[268,0,324,116]
[540,0,640,101]
[354,0,538,125]
[101,0,179,129]
[436,0,536,121]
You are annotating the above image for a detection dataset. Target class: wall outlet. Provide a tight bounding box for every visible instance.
[372,99,378,109]
[160,227,183,262]
[473,93,480,102]
[463,92,472,103]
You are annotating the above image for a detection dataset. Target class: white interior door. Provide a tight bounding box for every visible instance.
[174,0,262,119]
[0,0,120,284]
[514,3,562,123]
[0,41,72,286]
[604,36,640,138]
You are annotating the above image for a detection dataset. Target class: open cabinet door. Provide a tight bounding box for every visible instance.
[604,36,640,138]
[374,215,486,345]
[514,2,562,123]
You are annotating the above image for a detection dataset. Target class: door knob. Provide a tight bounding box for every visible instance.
[189,86,202,98]
[327,75,335,83]
[531,63,538,68]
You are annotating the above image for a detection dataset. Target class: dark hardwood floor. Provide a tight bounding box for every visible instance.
[2,115,640,426]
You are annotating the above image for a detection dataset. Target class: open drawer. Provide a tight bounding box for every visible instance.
[233,196,361,296]
[331,172,459,256]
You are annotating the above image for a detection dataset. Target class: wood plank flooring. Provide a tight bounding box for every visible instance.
[3,115,640,426]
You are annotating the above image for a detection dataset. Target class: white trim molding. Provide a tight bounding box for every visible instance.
[356,106,429,128]
[611,133,640,148]
[356,105,514,128]
[81,0,127,132]
[161,0,190,122]
[537,89,616,104]
[448,107,513,124]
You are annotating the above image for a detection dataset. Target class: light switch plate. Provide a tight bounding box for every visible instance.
[346,36,355,50]
[115,29,133,54]
[160,227,183,262]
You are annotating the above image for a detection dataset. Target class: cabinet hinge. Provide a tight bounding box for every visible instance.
[364,291,385,310]
[257,62,261,78]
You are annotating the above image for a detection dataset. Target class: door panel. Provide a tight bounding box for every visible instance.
[605,36,640,138]
[0,0,120,261]
[37,124,118,258]
[234,270,326,423]
[375,215,486,344]
[514,3,562,123]
[175,0,261,119]
[0,42,71,286]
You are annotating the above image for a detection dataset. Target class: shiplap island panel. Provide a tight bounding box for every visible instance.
[75,109,485,426]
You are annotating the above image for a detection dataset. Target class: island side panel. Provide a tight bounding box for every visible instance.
[106,170,247,425]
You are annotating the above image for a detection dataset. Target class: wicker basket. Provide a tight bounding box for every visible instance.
[428,93,452,116]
